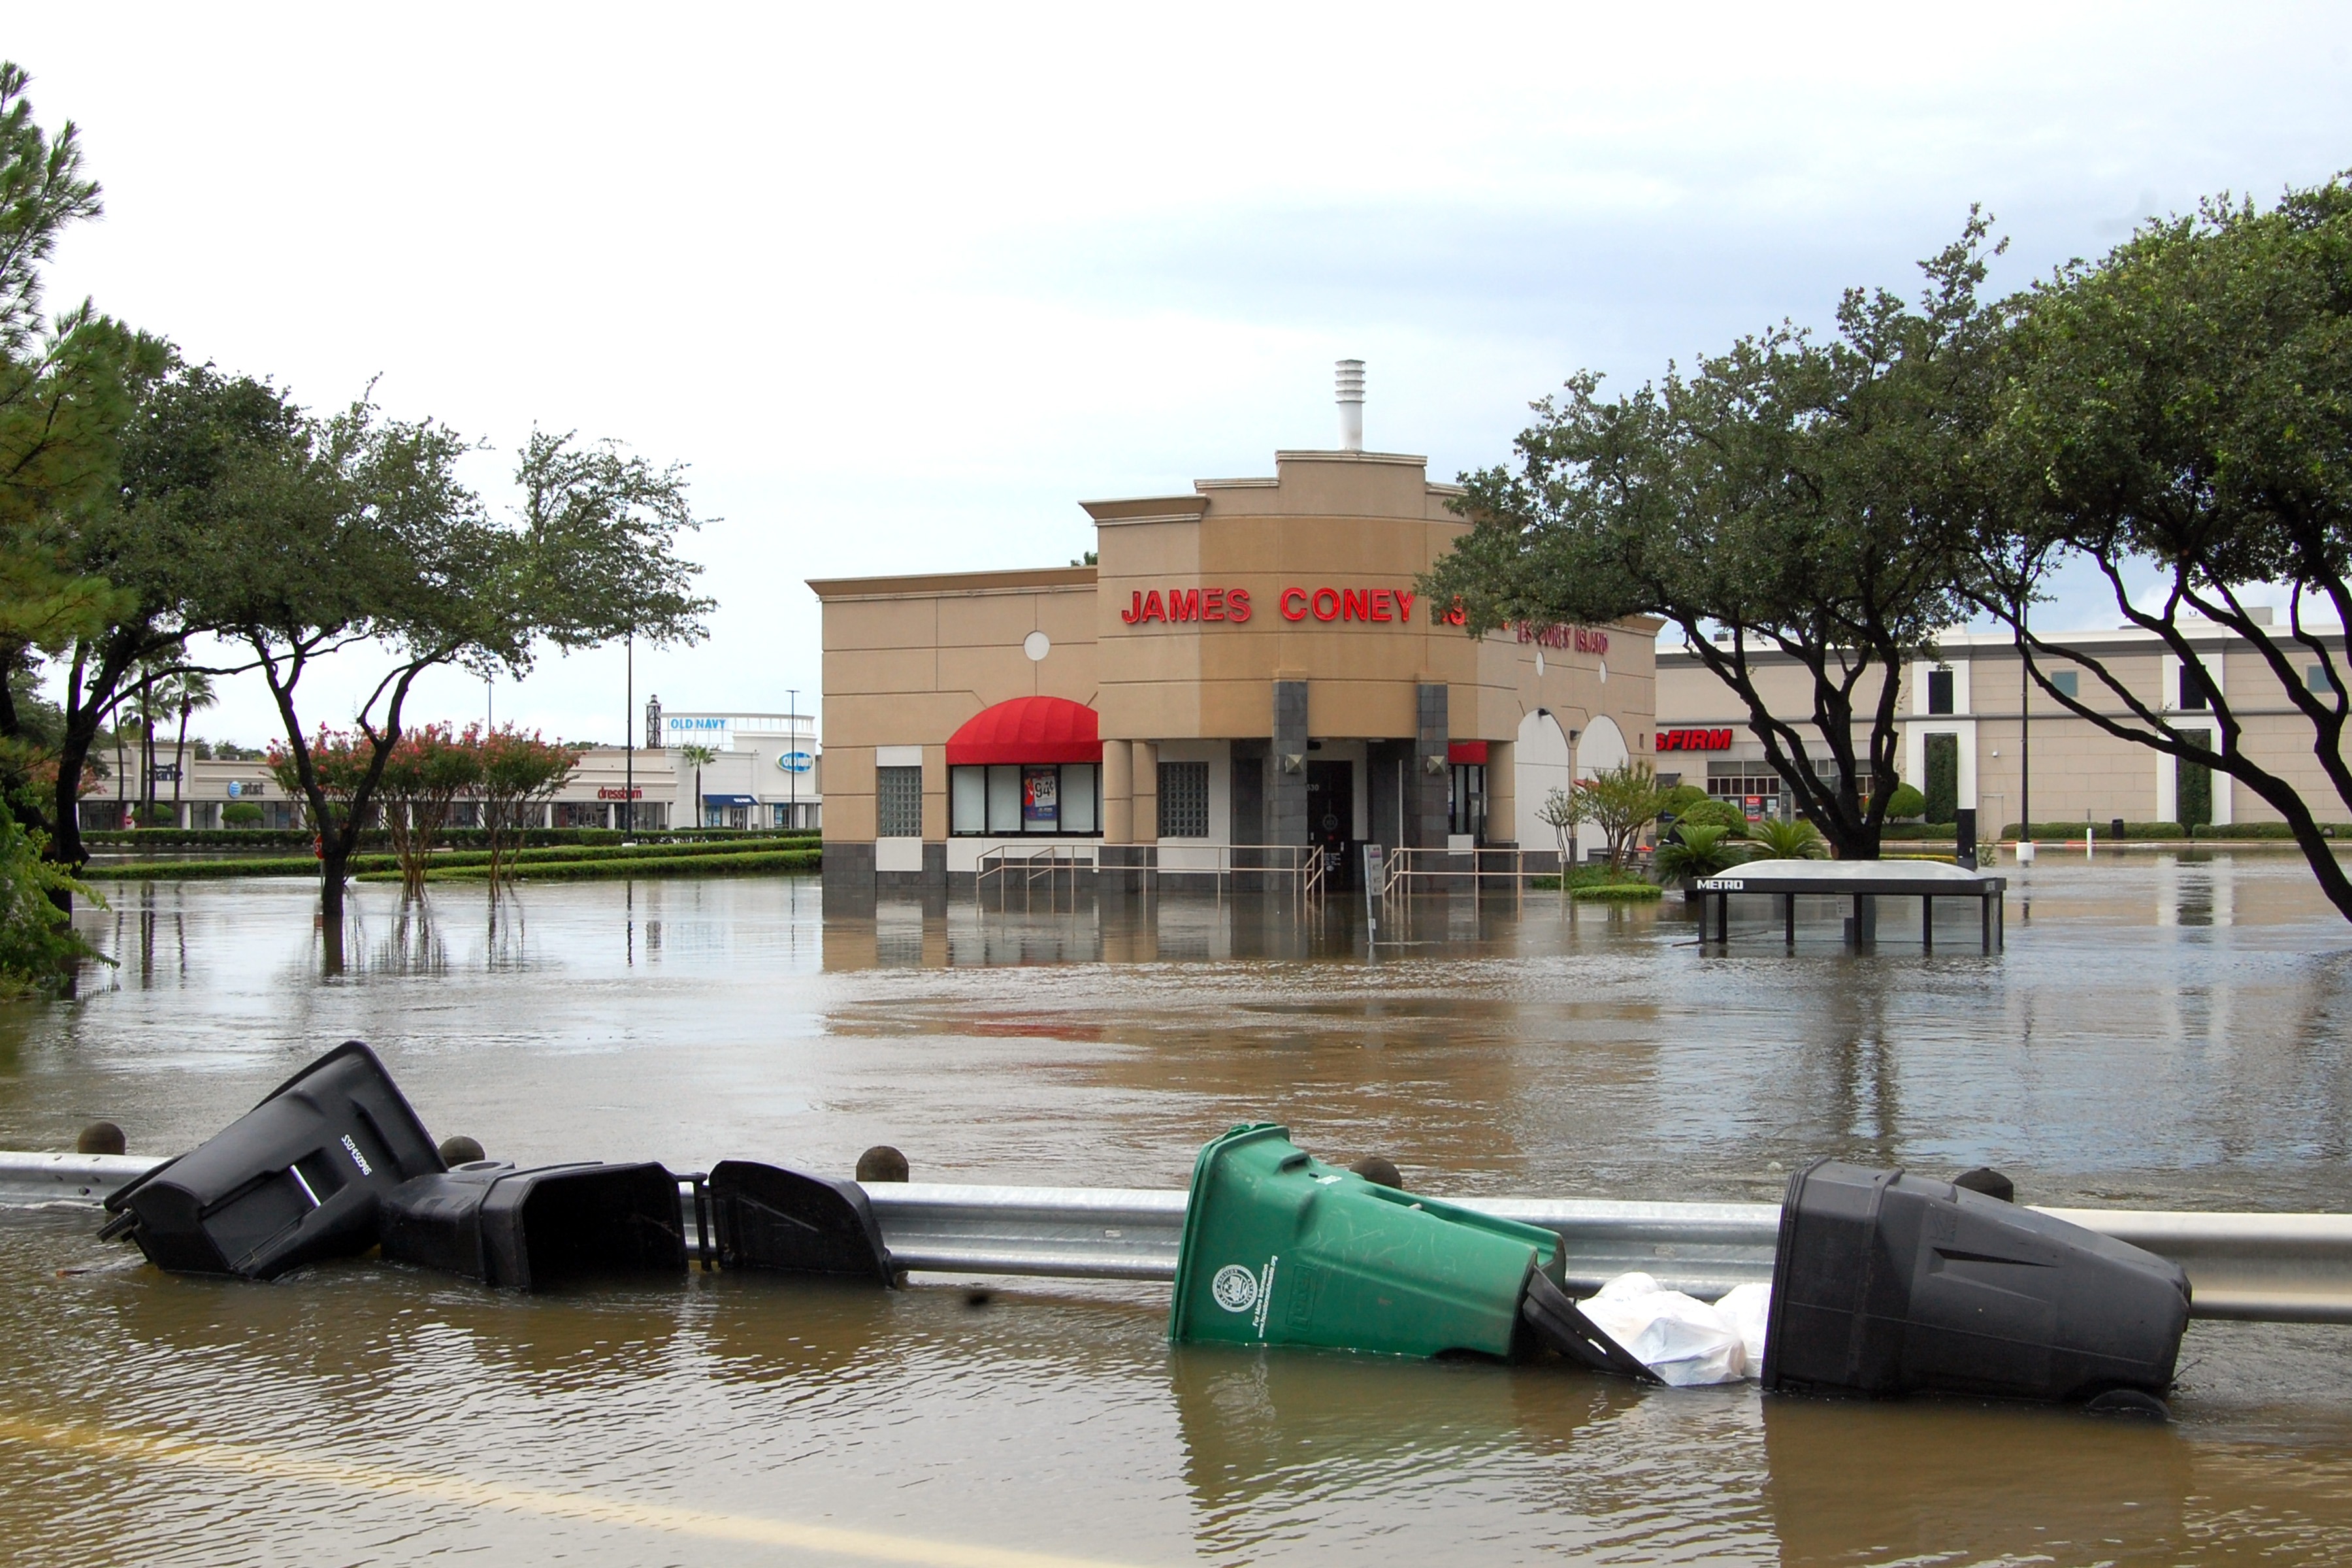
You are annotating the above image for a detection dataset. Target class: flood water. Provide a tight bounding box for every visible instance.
[4,853,2352,1565]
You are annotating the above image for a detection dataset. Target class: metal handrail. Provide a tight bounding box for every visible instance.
[1376,845,1542,887]
[974,841,1092,905]
[12,1153,2350,1323]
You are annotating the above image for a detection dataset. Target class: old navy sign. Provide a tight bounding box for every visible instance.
[1656,728,1735,752]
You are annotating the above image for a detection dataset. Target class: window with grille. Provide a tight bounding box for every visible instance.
[1158,760,1209,838]
[877,766,923,837]
[1927,667,1955,715]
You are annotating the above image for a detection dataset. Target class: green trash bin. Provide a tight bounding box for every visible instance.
[1169,1123,1566,1360]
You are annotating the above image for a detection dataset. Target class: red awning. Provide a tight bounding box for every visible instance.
[1448,740,1490,764]
[945,696,1103,766]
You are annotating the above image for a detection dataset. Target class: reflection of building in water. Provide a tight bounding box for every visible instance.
[1658,612,2349,832]
[812,365,1659,900]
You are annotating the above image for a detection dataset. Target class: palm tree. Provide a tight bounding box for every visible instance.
[678,743,718,828]
[163,670,216,828]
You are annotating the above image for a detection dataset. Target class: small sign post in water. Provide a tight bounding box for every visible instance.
[1362,843,1383,955]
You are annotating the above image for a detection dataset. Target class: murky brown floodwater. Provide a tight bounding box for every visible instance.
[5,852,2352,1565]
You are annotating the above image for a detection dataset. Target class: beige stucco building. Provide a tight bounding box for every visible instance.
[813,395,1659,896]
[1656,611,2350,832]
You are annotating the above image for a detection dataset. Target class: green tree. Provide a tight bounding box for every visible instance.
[476,727,584,884]
[1534,783,1589,868]
[0,805,103,994]
[1654,823,1746,881]
[35,365,286,867]
[1576,760,1670,874]
[195,409,712,962]
[1673,796,1747,836]
[190,391,499,964]
[376,721,482,896]
[0,61,161,875]
[1750,815,1827,859]
[513,430,713,651]
[1966,175,2352,921]
[1425,219,2001,860]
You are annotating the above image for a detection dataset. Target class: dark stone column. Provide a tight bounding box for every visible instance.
[1229,740,1266,847]
[1413,682,1450,849]
[1367,740,1406,849]
[1271,681,1309,847]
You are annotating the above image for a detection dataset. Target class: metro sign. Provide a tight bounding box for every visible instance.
[1656,728,1734,752]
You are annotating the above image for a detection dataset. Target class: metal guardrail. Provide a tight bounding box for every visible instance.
[8,1152,2349,1323]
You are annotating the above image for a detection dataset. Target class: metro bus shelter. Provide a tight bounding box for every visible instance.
[1691,858,2007,951]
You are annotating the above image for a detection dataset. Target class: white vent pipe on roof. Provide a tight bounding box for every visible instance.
[1335,359,1365,451]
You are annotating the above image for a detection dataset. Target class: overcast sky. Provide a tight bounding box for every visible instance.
[12,5,2352,747]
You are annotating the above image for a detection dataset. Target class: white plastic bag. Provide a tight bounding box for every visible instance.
[1577,1271,1748,1386]
[1714,1281,1772,1379]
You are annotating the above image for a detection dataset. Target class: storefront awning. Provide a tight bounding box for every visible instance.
[700,793,758,806]
[945,696,1102,766]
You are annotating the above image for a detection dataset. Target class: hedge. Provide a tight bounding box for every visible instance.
[84,854,397,880]
[1993,821,2347,841]
[1571,882,1663,901]
[418,848,821,882]
[78,826,819,851]
[88,836,823,881]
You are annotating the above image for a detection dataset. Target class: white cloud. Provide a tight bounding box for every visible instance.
[11,1,2351,743]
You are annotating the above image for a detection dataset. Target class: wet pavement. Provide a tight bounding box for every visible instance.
[3,851,2351,1563]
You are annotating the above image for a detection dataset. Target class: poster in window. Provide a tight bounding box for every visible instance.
[1022,765,1059,830]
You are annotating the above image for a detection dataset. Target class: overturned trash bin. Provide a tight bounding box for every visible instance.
[98,1040,444,1279]
[1763,1158,2191,1403]
[708,1160,894,1284]
[380,1162,687,1290]
[1170,1123,1567,1360]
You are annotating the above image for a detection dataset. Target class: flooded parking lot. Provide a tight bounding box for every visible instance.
[5,852,2352,1564]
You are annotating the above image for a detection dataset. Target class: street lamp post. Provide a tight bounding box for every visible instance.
[624,634,633,836]
[788,687,798,832]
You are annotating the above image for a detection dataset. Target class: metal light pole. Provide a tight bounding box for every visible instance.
[787,686,798,832]
[2019,601,2031,851]
[624,634,633,836]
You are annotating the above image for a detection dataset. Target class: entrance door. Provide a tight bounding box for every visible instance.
[1307,760,1354,887]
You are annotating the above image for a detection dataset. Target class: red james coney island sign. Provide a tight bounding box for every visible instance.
[1119,586,1458,625]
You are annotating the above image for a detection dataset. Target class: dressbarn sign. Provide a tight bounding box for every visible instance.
[1119,585,1456,626]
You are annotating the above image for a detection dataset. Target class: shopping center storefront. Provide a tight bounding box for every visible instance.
[812,416,1660,896]
[1655,612,2351,831]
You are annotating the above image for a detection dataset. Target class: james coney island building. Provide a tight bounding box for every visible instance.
[811,365,1660,897]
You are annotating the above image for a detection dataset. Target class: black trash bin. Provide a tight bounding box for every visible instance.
[379,1161,688,1290]
[1762,1159,2190,1403]
[708,1160,893,1284]
[98,1040,444,1279]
